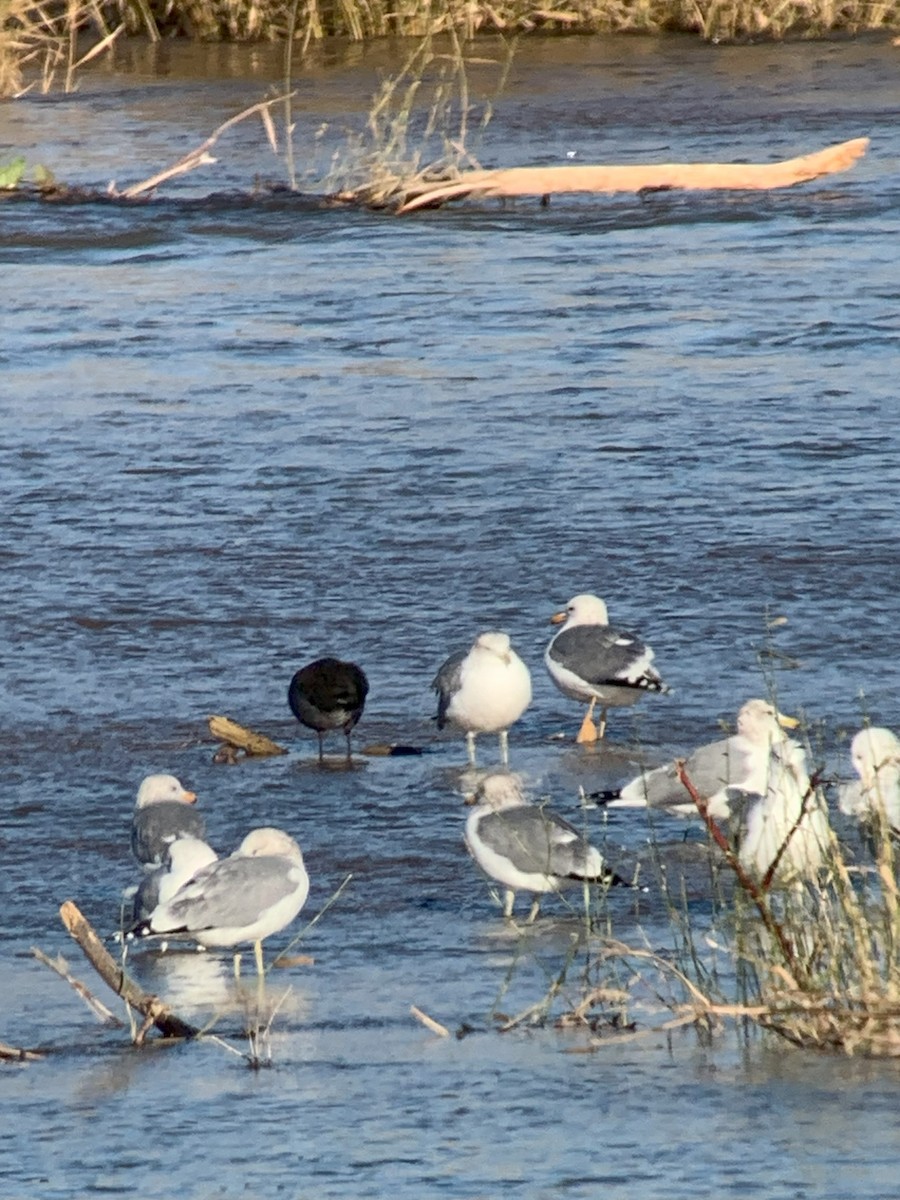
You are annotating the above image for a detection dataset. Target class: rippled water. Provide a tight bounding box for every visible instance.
[1,35,899,1200]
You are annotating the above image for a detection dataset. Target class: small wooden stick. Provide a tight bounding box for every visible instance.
[208,715,288,757]
[0,1039,43,1062]
[59,901,199,1040]
[410,1005,450,1038]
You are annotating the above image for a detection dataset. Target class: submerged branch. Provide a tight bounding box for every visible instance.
[58,901,199,1041]
[0,1039,44,1062]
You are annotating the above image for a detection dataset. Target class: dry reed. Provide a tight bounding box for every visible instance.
[3,0,898,100]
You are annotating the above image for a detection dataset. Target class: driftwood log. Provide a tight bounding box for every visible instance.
[208,714,287,761]
[396,136,869,213]
[59,901,199,1042]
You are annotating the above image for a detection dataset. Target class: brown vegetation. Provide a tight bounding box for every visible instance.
[2,0,899,99]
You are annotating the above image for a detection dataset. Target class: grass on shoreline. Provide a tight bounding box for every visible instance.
[2,0,899,98]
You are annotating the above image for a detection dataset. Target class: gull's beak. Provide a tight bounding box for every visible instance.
[549,609,567,625]
[181,790,198,804]
[776,712,800,730]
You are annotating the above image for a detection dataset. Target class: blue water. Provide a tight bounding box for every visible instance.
[1,34,898,1200]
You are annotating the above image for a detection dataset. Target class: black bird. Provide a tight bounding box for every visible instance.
[288,657,369,763]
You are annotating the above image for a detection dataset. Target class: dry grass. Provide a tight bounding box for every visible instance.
[323,33,513,207]
[2,0,898,100]
[561,768,900,1058]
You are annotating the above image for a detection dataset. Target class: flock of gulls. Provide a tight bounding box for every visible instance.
[122,592,900,963]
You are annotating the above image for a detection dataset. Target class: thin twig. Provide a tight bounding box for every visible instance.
[269,873,353,971]
[31,946,125,1027]
[0,1039,44,1062]
[675,762,806,987]
[410,1005,450,1037]
[115,96,294,200]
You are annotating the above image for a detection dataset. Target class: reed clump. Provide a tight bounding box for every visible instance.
[323,32,512,208]
[737,818,900,1056]
[559,766,900,1058]
[3,0,899,100]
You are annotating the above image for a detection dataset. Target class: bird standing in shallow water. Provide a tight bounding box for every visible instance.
[132,835,219,923]
[838,726,900,833]
[463,771,629,922]
[432,631,532,766]
[592,698,802,818]
[288,657,369,764]
[544,593,669,742]
[131,774,205,868]
[738,739,830,887]
[131,827,309,978]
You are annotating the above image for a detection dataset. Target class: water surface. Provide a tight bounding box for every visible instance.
[1,35,899,1200]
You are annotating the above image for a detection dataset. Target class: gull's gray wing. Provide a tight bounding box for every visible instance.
[628,736,757,812]
[131,802,206,867]
[549,625,662,690]
[150,856,300,935]
[432,649,467,728]
[478,807,602,880]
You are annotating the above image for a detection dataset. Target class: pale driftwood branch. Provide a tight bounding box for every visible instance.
[114,94,293,200]
[0,1039,44,1062]
[31,946,125,1027]
[208,714,288,758]
[59,901,199,1042]
[410,1005,451,1037]
[396,136,869,213]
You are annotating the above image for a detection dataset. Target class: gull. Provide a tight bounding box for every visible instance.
[131,774,205,868]
[288,657,369,764]
[132,835,219,924]
[738,741,830,887]
[131,827,309,977]
[433,631,532,766]
[464,771,629,922]
[591,699,802,818]
[838,727,900,832]
[544,593,669,742]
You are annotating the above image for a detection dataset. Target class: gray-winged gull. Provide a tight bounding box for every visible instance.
[464,771,628,922]
[738,741,830,886]
[131,827,309,975]
[132,835,220,923]
[838,726,900,832]
[288,657,369,763]
[131,774,206,868]
[592,699,802,818]
[544,593,669,742]
[433,631,532,766]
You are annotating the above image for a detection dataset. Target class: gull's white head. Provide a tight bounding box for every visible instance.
[850,727,900,787]
[238,827,304,862]
[466,770,528,810]
[473,631,513,662]
[736,699,799,746]
[135,774,197,810]
[550,593,610,628]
